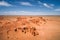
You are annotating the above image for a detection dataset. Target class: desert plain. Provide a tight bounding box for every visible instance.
[0,16,60,40]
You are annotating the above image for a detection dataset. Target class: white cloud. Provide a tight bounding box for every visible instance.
[0,11,45,15]
[0,11,59,15]
[43,3,51,8]
[0,1,12,6]
[54,8,60,11]
[38,1,54,8]
[43,3,54,8]
[20,2,33,6]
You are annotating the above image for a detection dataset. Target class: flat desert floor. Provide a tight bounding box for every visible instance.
[0,16,60,40]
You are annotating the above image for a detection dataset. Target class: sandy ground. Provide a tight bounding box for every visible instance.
[0,16,60,40]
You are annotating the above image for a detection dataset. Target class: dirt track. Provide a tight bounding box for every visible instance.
[0,16,60,40]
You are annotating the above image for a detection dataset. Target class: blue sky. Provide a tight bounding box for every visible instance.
[0,0,60,15]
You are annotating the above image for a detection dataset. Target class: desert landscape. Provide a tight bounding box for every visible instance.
[0,16,60,40]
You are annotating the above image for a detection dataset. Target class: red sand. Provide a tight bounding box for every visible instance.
[0,16,60,40]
